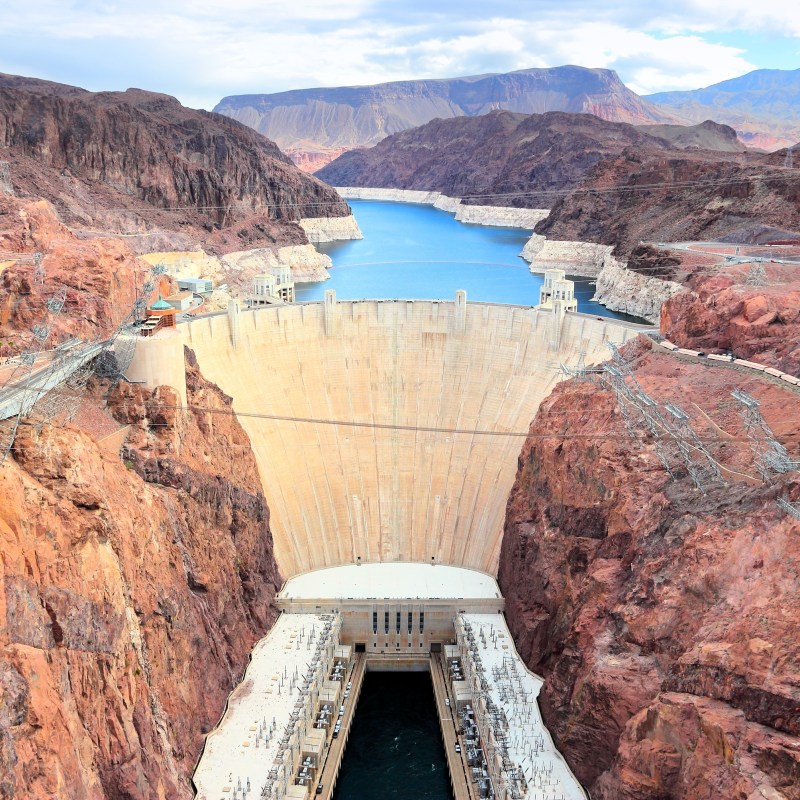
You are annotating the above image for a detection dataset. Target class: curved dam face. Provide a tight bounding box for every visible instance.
[173,298,641,577]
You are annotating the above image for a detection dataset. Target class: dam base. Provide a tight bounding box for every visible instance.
[193,564,587,800]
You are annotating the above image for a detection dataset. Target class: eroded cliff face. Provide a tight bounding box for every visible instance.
[0,195,142,351]
[0,352,280,798]
[498,338,800,798]
[0,75,350,255]
[535,153,800,255]
[661,263,800,374]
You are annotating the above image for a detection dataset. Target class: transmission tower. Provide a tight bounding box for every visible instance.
[603,362,678,477]
[732,388,798,480]
[96,262,167,380]
[1,259,169,462]
[604,342,724,491]
[28,340,89,429]
[663,403,723,490]
[0,286,69,463]
[559,349,605,382]
[33,252,44,284]
[777,496,800,521]
[785,145,795,169]
[746,261,767,286]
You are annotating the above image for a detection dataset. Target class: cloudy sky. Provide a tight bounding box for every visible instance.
[1,0,798,109]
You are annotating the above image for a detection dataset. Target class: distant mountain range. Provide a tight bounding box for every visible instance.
[646,68,800,150]
[216,66,800,168]
[214,66,679,170]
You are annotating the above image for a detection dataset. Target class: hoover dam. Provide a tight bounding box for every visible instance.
[126,293,649,800]
[132,292,643,576]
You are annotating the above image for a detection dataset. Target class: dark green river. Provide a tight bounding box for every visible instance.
[333,672,452,800]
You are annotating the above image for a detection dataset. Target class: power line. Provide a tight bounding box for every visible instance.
[58,171,800,218]
[2,382,786,445]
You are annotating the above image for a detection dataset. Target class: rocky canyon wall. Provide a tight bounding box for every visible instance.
[0,353,281,799]
[661,262,800,374]
[498,338,800,798]
[0,75,351,256]
[521,236,682,323]
[594,253,683,322]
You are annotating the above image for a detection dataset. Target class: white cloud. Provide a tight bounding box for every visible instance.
[651,0,800,37]
[0,0,790,108]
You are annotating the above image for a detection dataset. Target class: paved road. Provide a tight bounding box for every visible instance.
[0,341,106,421]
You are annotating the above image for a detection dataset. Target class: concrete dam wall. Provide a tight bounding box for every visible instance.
[165,298,642,577]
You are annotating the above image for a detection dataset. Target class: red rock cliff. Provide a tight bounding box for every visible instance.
[0,352,281,799]
[498,339,800,798]
[661,262,800,375]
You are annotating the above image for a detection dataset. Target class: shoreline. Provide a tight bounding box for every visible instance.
[335,186,550,229]
[333,188,677,323]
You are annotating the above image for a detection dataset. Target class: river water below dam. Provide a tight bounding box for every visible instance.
[333,672,452,800]
[298,199,628,319]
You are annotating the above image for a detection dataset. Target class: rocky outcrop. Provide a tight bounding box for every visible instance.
[216,66,679,166]
[0,160,12,195]
[594,253,682,322]
[0,195,143,352]
[536,152,800,255]
[646,68,800,151]
[337,187,443,205]
[453,204,548,228]
[0,353,281,799]
[661,262,800,374]
[298,215,363,243]
[522,238,612,276]
[222,243,333,283]
[498,339,800,798]
[0,73,350,256]
[336,186,548,229]
[520,237,680,322]
[635,120,747,152]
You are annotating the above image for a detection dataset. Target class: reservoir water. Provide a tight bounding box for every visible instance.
[297,199,628,319]
[333,672,452,800]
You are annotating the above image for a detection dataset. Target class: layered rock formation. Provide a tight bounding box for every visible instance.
[521,238,611,275]
[0,354,281,798]
[336,187,549,228]
[298,215,363,243]
[536,152,800,255]
[221,243,334,283]
[593,252,683,322]
[216,66,678,169]
[498,338,800,798]
[0,73,351,256]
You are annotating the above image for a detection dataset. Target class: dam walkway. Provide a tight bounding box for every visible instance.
[316,651,367,800]
[430,652,476,800]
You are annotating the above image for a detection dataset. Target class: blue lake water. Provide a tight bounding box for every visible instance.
[296,200,627,319]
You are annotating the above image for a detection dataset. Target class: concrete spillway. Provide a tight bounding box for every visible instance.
[136,296,643,577]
